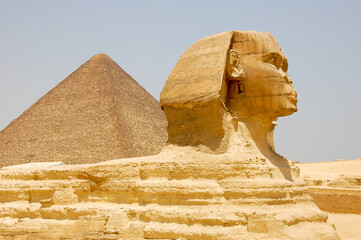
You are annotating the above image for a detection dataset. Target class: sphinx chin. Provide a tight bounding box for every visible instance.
[277,98,298,117]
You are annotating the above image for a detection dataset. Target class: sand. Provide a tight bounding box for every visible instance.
[297,158,361,239]
[297,158,361,180]
[328,213,361,240]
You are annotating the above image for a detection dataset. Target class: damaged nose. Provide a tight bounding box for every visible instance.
[284,74,293,85]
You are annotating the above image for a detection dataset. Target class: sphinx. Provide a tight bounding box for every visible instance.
[161,31,299,180]
[0,31,339,240]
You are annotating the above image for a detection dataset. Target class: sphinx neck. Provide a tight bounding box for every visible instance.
[224,114,297,180]
[241,116,277,153]
[225,114,277,154]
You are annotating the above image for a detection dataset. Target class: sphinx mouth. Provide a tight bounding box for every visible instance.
[284,95,298,109]
[285,93,297,98]
[287,95,298,103]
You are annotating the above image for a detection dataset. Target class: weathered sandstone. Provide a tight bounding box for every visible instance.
[297,159,361,214]
[0,31,340,239]
[296,159,361,239]
[0,151,338,240]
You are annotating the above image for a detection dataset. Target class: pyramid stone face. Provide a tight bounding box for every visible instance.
[0,54,167,167]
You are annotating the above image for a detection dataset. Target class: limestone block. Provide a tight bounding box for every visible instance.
[139,205,246,227]
[40,198,54,208]
[247,217,285,234]
[52,187,78,205]
[104,213,145,239]
[95,180,137,204]
[0,189,30,203]
[136,179,224,205]
[308,187,361,214]
[30,188,54,202]
[105,212,129,232]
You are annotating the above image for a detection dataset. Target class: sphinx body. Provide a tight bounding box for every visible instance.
[0,31,339,240]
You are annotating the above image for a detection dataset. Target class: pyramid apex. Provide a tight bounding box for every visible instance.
[89,53,112,62]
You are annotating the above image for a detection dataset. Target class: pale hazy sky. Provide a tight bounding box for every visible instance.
[0,0,360,163]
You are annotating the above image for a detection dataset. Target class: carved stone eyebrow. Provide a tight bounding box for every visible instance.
[262,52,276,61]
[268,52,282,59]
[264,52,281,64]
[264,52,289,70]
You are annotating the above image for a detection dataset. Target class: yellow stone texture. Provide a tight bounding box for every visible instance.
[0,31,341,239]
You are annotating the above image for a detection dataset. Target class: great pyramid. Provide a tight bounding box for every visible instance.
[0,54,167,167]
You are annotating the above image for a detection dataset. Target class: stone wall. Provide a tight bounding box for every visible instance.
[0,150,339,240]
[308,187,361,214]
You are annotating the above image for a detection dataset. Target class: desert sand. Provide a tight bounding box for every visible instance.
[297,158,361,180]
[328,213,361,240]
[297,159,361,240]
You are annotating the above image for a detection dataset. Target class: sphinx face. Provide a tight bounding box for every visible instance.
[226,32,298,118]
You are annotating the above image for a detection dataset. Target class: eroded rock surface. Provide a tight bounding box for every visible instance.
[0,31,340,239]
[297,159,361,214]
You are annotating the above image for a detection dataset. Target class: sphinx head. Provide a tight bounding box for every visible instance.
[160,31,297,150]
[226,31,297,118]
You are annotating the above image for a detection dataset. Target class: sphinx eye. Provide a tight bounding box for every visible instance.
[266,53,282,69]
[266,54,276,65]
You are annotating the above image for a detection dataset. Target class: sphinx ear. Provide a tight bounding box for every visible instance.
[226,49,245,80]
